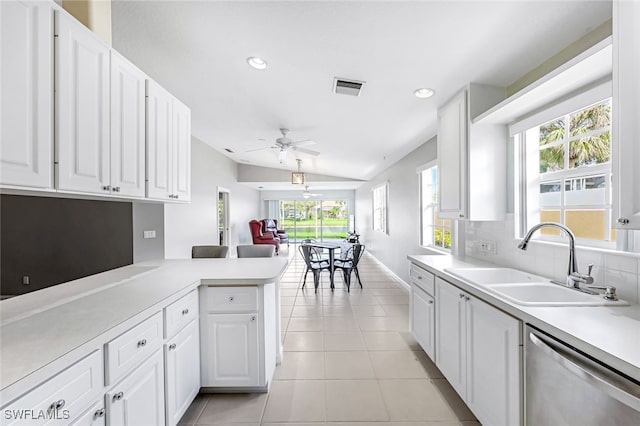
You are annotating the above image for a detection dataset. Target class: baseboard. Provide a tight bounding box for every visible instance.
[364,252,411,292]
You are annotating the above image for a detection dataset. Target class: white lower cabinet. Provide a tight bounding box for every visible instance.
[410,284,435,360]
[106,350,165,426]
[165,320,200,426]
[435,277,521,426]
[200,284,276,389]
[204,313,260,387]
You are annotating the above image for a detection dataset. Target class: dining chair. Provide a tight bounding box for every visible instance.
[192,245,229,258]
[298,244,331,293]
[334,244,365,292]
[237,244,275,258]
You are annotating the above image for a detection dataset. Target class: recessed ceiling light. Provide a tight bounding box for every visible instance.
[247,56,268,70]
[414,88,435,99]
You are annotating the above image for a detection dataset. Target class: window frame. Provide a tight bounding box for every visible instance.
[515,92,614,249]
[372,182,389,234]
[418,161,452,252]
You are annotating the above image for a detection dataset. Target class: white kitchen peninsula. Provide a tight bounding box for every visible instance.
[0,258,287,425]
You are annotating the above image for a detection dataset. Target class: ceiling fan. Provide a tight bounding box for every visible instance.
[246,128,320,163]
[302,185,323,199]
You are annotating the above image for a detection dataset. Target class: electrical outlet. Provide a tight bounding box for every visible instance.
[22,276,30,285]
[143,230,156,239]
[476,240,497,255]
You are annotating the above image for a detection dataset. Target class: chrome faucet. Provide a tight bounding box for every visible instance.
[518,222,594,289]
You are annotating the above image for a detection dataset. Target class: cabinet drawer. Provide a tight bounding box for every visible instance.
[165,290,199,338]
[410,264,435,295]
[105,312,163,385]
[2,350,103,425]
[206,286,258,313]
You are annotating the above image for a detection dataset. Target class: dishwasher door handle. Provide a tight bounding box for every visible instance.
[529,332,640,412]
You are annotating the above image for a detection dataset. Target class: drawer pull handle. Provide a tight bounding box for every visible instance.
[137,339,147,347]
[169,343,177,350]
[250,316,256,322]
[228,296,234,302]
[94,408,105,419]
[417,276,422,280]
[113,392,124,402]
[49,399,65,412]
[182,308,189,315]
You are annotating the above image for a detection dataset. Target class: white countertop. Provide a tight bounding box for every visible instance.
[408,254,640,381]
[0,258,288,398]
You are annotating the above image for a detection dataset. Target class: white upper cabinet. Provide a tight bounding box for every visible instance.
[437,84,506,221]
[146,80,191,202]
[612,0,640,229]
[110,51,146,198]
[0,1,53,189]
[55,10,111,195]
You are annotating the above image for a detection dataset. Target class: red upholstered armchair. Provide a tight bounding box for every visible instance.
[261,219,290,246]
[249,220,280,254]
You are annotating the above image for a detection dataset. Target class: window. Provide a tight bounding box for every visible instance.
[518,98,613,247]
[372,183,388,233]
[420,164,451,250]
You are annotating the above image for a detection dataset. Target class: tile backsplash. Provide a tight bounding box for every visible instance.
[464,214,640,305]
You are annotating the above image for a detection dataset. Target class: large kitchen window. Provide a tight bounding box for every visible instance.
[420,163,451,251]
[372,183,388,233]
[517,97,613,248]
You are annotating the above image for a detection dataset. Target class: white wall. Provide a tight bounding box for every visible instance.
[355,137,438,284]
[164,137,261,258]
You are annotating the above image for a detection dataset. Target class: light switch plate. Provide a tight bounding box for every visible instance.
[143,230,156,239]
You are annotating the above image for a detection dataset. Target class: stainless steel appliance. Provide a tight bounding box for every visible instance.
[525,325,640,426]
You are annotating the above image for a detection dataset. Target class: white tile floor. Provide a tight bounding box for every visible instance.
[179,245,479,425]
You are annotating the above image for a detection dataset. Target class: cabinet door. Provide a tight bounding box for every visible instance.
[465,295,521,426]
[0,1,53,189]
[107,350,165,426]
[435,278,466,399]
[437,90,468,219]
[146,80,173,200]
[172,98,191,202]
[165,320,200,426]
[55,11,110,195]
[204,313,259,387]
[410,285,435,360]
[110,51,146,198]
[612,0,640,229]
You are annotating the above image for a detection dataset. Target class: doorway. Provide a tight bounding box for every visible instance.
[218,188,230,246]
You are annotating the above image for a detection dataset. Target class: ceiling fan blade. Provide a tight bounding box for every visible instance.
[290,139,316,147]
[245,146,276,153]
[292,146,320,156]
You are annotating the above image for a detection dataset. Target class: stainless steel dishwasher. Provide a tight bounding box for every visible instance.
[525,325,640,426]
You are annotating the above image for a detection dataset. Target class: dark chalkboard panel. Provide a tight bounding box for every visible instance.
[1,195,133,296]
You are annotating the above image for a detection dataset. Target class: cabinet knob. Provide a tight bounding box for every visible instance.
[250,316,256,322]
[182,308,189,315]
[464,296,470,301]
[94,408,105,419]
[228,296,234,302]
[137,339,147,347]
[459,293,465,299]
[618,217,630,225]
[169,343,177,350]
[459,214,464,218]
[113,186,121,192]
[112,392,124,402]
[175,194,179,199]
[102,185,111,191]
[428,300,434,305]
[417,276,422,280]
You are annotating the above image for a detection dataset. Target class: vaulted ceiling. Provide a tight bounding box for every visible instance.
[112,1,611,182]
